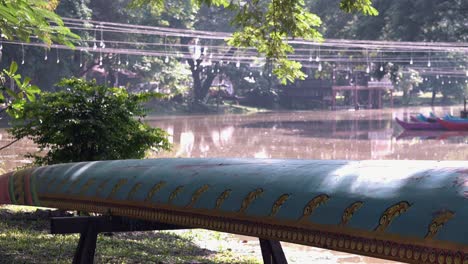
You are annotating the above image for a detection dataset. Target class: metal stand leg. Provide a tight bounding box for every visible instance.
[51,216,186,264]
[259,239,288,264]
[73,222,98,264]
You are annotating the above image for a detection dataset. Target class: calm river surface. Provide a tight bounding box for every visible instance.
[1,106,466,263]
[1,106,467,171]
[148,106,467,161]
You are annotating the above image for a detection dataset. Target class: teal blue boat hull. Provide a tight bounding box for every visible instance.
[1,158,467,263]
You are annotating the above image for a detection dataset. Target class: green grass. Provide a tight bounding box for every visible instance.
[0,206,260,264]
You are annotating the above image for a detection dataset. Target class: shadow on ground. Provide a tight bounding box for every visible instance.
[0,208,254,264]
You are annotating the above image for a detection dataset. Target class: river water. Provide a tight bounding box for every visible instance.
[147,106,467,161]
[1,106,466,263]
[2,106,466,169]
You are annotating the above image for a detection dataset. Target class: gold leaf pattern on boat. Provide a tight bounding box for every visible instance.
[107,179,128,199]
[145,181,167,202]
[374,201,411,232]
[78,178,96,196]
[299,194,330,222]
[54,176,72,193]
[239,188,264,213]
[47,176,58,187]
[95,177,112,197]
[270,194,290,217]
[340,201,364,226]
[13,172,25,204]
[187,184,210,208]
[215,189,232,209]
[168,185,184,204]
[425,210,455,239]
[127,182,143,200]
[65,179,83,194]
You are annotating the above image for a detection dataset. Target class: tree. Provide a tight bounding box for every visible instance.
[131,0,378,83]
[9,78,171,165]
[0,0,79,109]
[391,67,423,105]
[0,61,41,119]
[309,0,467,42]
[0,0,78,46]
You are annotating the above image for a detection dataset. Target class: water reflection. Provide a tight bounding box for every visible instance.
[146,106,468,161]
[1,106,467,171]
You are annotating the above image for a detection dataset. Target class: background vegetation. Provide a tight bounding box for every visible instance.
[1,0,466,110]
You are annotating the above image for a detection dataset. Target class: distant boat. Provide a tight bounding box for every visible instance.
[443,114,468,122]
[437,118,468,131]
[395,118,445,130]
[414,113,437,123]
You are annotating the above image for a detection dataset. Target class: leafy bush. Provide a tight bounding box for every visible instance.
[9,78,171,165]
[0,61,41,118]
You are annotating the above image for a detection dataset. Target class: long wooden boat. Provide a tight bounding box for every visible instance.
[410,116,422,123]
[437,119,468,131]
[414,114,438,123]
[444,115,468,122]
[395,117,445,130]
[0,158,467,263]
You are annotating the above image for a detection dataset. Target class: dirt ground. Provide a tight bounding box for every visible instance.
[173,230,402,264]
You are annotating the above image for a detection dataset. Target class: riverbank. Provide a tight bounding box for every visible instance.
[145,99,271,116]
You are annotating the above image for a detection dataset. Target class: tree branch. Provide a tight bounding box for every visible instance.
[0,138,21,151]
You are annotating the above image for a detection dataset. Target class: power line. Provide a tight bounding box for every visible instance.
[1,17,467,79]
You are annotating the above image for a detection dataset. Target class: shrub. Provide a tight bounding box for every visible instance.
[9,78,171,165]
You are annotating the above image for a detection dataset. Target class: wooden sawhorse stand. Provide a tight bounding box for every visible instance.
[50,216,288,264]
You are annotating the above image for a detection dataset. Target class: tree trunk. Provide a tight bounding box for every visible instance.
[183,36,236,104]
[431,88,437,106]
[188,59,204,102]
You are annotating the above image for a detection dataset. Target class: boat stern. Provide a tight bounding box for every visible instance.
[0,171,13,205]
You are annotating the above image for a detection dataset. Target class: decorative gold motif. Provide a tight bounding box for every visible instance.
[299,194,329,221]
[95,177,112,197]
[439,253,445,264]
[37,192,464,264]
[340,201,364,226]
[65,178,84,194]
[453,253,462,264]
[168,185,184,204]
[374,201,411,232]
[445,254,453,264]
[47,176,58,186]
[215,189,232,209]
[425,210,455,239]
[55,176,72,193]
[406,248,412,259]
[239,188,264,213]
[13,172,25,204]
[186,184,210,207]
[78,178,96,196]
[145,181,167,202]
[269,193,290,217]
[108,179,128,199]
[127,183,143,200]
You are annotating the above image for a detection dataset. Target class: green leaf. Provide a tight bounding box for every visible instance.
[6,89,19,100]
[23,77,31,87]
[9,61,18,75]
[25,92,36,102]
[26,85,41,94]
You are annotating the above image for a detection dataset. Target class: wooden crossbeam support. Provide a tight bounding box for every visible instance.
[50,216,184,234]
[51,216,187,264]
[51,216,288,264]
